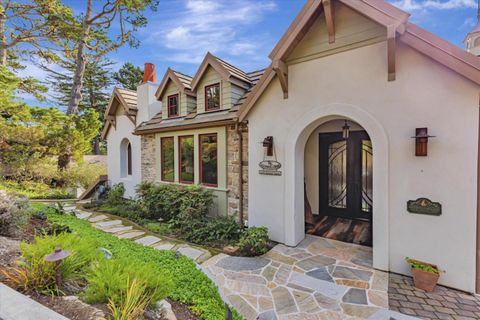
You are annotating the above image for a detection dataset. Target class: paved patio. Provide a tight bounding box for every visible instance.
[389,273,480,319]
[203,235,416,319]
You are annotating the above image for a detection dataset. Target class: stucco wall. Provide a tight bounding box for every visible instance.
[106,109,141,199]
[246,41,479,292]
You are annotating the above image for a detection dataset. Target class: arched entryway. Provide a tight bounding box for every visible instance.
[304,119,373,246]
[283,103,389,271]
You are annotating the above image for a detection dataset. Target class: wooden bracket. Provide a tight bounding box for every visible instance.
[323,0,335,44]
[387,25,396,82]
[273,59,289,99]
[106,115,116,129]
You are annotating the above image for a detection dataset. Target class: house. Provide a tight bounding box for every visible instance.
[103,0,480,293]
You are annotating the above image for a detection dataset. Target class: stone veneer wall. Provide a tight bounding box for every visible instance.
[226,123,249,221]
[141,134,156,183]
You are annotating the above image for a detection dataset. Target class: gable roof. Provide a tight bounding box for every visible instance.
[190,52,252,90]
[101,87,138,139]
[238,0,480,121]
[155,68,194,100]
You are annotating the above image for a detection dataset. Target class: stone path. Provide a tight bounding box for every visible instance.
[63,204,211,263]
[203,235,418,320]
[389,273,480,319]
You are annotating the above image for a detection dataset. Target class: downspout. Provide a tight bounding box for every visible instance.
[235,120,244,227]
[476,101,480,293]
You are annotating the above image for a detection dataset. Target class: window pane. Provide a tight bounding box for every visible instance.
[161,137,174,181]
[127,143,132,176]
[179,136,194,183]
[200,134,217,186]
[205,84,220,110]
[361,140,373,212]
[328,140,347,209]
[168,95,178,117]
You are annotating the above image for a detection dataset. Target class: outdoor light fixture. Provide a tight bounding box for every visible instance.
[263,136,274,157]
[412,128,435,157]
[44,247,71,287]
[342,120,350,140]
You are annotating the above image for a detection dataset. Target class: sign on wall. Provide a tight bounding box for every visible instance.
[259,160,282,176]
[407,198,442,216]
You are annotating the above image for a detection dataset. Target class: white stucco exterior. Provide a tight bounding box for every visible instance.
[106,109,141,199]
[246,41,479,292]
[106,82,161,198]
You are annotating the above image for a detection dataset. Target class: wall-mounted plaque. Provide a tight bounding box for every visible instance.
[407,198,441,216]
[259,160,282,176]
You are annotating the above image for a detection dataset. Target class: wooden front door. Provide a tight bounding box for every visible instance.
[319,131,373,221]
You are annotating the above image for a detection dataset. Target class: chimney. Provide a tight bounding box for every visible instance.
[143,63,156,83]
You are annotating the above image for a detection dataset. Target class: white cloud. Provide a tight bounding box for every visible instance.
[391,0,476,11]
[145,0,277,69]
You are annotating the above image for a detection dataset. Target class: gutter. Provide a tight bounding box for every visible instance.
[235,120,244,227]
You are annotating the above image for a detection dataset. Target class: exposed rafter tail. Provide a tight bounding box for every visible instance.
[273,59,289,99]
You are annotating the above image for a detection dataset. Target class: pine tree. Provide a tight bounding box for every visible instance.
[42,56,113,155]
[113,62,143,90]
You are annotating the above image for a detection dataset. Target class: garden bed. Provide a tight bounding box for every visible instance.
[0,200,241,320]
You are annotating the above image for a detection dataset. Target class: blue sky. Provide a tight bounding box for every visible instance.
[23,0,480,106]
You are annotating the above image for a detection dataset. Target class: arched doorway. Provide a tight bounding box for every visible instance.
[283,103,389,270]
[304,119,373,246]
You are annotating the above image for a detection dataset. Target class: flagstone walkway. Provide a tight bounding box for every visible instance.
[203,235,418,320]
[63,204,211,263]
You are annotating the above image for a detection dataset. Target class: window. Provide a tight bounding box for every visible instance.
[178,135,194,183]
[120,138,132,177]
[199,134,218,186]
[127,143,132,175]
[205,83,220,111]
[161,137,174,181]
[168,94,179,117]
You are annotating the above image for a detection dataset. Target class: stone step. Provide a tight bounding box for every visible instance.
[88,215,108,223]
[176,246,207,261]
[95,220,122,228]
[118,231,145,239]
[75,211,92,220]
[105,226,133,234]
[135,235,162,246]
[153,242,175,251]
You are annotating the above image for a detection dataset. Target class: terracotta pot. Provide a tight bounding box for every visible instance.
[411,262,439,292]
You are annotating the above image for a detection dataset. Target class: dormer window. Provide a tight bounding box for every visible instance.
[168,94,179,117]
[205,83,220,111]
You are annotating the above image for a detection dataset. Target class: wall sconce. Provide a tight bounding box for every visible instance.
[342,120,350,140]
[412,128,435,156]
[263,136,274,157]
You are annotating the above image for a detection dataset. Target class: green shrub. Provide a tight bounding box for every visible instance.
[177,216,240,246]
[0,190,32,236]
[104,183,127,207]
[83,258,172,305]
[0,179,75,199]
[238,226,270,256]
[58,162,107,190]
[136,182,213,222]
[405,257,439,274]
[107,277,155,320]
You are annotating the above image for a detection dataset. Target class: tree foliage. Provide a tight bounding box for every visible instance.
[113,62,142,90]
[66,0,159,115]
[0,66,101,181]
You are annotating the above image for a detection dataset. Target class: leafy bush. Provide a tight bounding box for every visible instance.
[83,258,172,305]
[136,182,213,222]
[405,257,439,274]
[58,162,106,190]
[104,183,127,207]
[0,190,32,236]
[41,207,242,320]
[238,226,270,256]
[178,216,241,246]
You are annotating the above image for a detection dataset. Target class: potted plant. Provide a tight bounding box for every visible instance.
[405,257,440,292]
